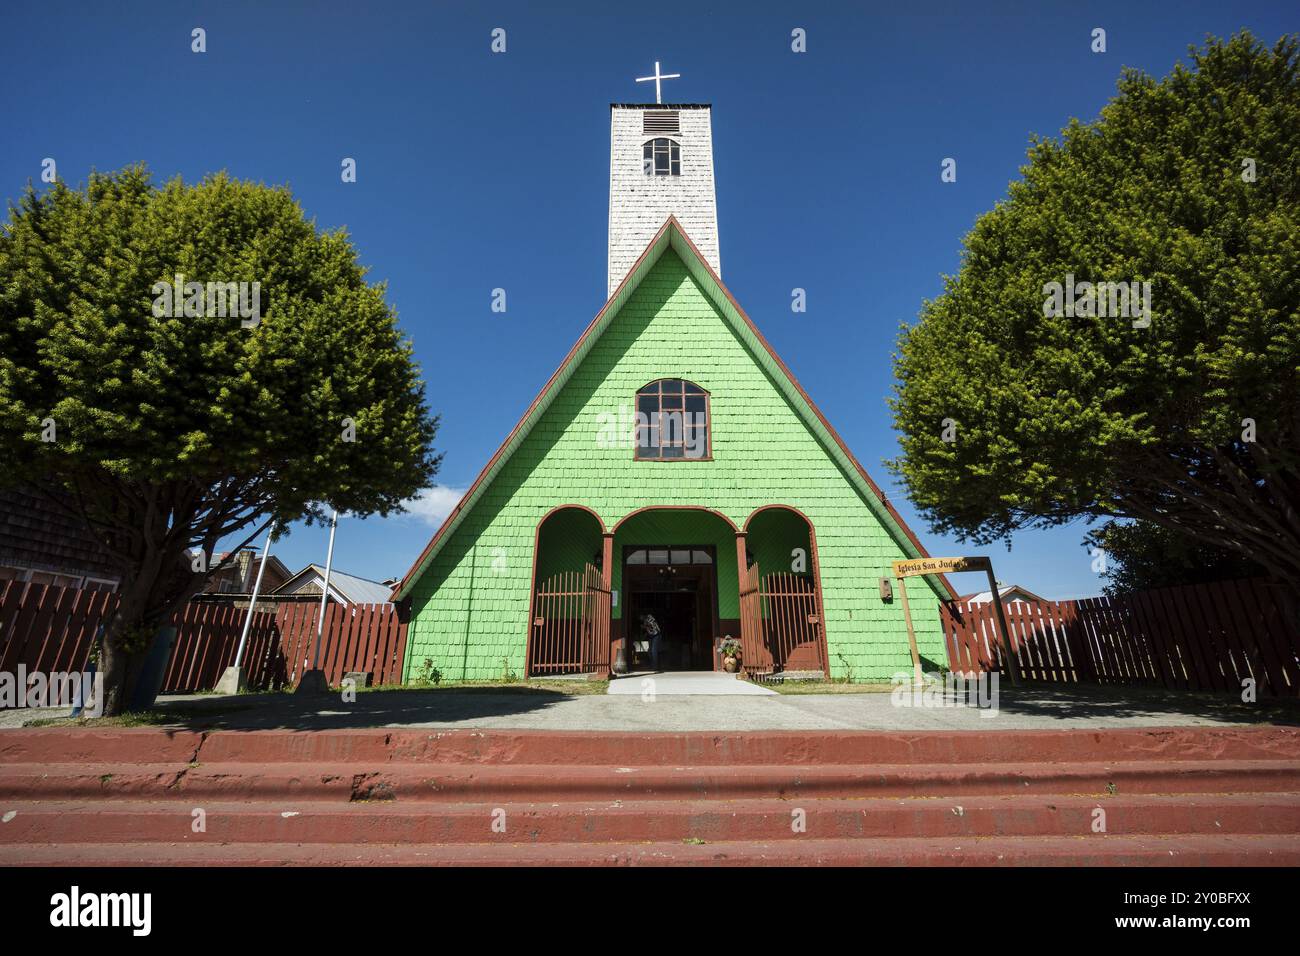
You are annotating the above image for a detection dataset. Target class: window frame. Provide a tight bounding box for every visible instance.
[634,378,713,462]
[642,137,682,177]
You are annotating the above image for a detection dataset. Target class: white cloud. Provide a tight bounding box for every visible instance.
[401,486,467,526]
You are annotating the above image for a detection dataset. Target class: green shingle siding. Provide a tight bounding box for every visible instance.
[405,250,944,681]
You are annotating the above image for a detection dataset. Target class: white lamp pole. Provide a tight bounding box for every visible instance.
[233,522,275,668]
[311,509,339,670]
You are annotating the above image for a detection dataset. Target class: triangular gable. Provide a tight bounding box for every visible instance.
[276,564,392,605]
[394,217,953,601]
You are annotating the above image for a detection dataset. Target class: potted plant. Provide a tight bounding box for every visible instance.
[719,635,742,673]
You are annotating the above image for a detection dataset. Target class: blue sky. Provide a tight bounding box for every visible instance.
[2,1,1292,598]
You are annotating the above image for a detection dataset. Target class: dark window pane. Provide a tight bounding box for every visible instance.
[636,380,709,461]
[661,411,686,444]
[671,160,680,175]
[655,150,669,173]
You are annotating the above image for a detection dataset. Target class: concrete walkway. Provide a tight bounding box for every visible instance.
[2,683,1294,732]
[607,671,777,696]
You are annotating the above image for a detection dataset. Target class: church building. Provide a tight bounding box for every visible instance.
[393,91,954,682]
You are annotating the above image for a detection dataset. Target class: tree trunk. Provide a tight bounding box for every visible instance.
[99,608,162,717]
[98,635,130,717]
[96,546,197,716]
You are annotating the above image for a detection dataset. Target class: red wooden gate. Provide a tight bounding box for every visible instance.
[528,563,610,676]
[739,561,767,675]
[739,564,826,679]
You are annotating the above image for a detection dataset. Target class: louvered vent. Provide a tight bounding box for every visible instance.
[642,111,680,134]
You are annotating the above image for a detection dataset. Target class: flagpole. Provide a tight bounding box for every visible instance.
[312,509,339,670]
[233,522,275,668]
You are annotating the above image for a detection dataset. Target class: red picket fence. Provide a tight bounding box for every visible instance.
[940,577,1299,697]
[0,581,408,694]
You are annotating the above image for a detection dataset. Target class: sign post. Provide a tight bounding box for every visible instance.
[891,556,1019,687]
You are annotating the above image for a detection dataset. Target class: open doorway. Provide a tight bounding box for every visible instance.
[623,545,717,671]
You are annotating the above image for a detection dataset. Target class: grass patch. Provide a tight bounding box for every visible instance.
[23,703,258,728]
[359,679,609,696]
[23,710,178,728]
[766,680,895,695]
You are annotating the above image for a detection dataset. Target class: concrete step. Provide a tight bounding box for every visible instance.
[4,726,1297,767]
[4,833,1299,866]
[3,793,1298,845]
[5,759,1300,802]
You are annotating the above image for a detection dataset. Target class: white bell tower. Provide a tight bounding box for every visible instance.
[608,64,719,297]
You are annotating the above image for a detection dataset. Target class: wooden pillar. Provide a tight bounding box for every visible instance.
[985,568,1020,686]
[734,532,749,673]
[897,576,924,686]
[601,532,617,676]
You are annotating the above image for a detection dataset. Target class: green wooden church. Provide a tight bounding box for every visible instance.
[392,99,953,682]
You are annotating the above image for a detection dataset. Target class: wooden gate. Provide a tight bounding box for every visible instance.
[738,560,768,675]
[528,562,610,676]
[739,564,826,679]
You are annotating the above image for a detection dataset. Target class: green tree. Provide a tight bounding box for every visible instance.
[889,33,1300,599]
[0,166,440,713]
[1085,520,1263,595]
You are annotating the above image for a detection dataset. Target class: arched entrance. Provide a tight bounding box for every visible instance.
[526,506,610,677]
[612,507,739,673]
[739,506,827,678]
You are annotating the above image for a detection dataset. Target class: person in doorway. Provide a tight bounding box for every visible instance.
[640,612,663,671]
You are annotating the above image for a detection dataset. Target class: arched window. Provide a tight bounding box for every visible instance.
[643,138,681,176]
[636,379,710,460]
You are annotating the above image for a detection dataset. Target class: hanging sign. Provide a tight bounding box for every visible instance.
[892,556,991,578]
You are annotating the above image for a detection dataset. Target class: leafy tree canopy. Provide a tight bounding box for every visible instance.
[0,165,440,711]
[889,33,1300,589]
[1085,519,1263,595]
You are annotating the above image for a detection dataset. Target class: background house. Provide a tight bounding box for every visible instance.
[273,565,396,605]
[202,549,293,596]
[958,584,1046,606]
[0,488,120,591]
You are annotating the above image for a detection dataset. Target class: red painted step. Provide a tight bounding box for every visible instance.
[3,793,1298,845]
[3,726,1297,767]
[4,759,1299,802]
[3,833,1299,867]
[3,726,1297,865]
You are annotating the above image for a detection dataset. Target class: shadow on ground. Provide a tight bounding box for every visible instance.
[144,686,580,731]
[11,681,1296,733]
[989,682,1300,726]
